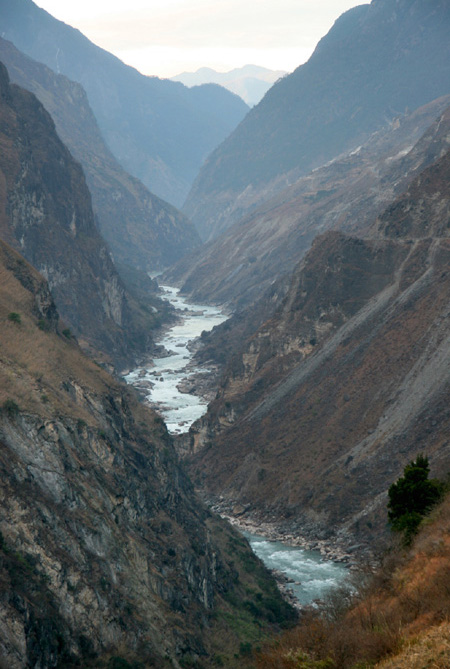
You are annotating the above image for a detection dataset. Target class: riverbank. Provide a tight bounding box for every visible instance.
[204,496,374,569]
[125,285,227,434]
[125,284,359,606]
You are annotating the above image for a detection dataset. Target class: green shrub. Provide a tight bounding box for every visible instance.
[7,312,21,324]
[2,399,20,418]
[239,641,253,657]
[388,454,442,543]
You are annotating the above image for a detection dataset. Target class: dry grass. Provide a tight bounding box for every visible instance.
[257,495,450,669]
[377,621,450,668]
[0,246,117,425]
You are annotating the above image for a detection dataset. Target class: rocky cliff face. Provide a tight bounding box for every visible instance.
[183,142,450,554]
[0,37,200,272]
[0,62,162,370]
[165,97,450,311]
[0,0,250,207]
[183,0,450,240]
[0,238,294,668]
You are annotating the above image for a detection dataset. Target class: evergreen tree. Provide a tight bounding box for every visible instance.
[388,454,442,543]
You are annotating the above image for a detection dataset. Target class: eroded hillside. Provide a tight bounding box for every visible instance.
[165,97,450,310]
[183,141,450,555]
[0,37,200,272]
[257,492,450,668]
[184,0,450,240]
[0,239,295,667]
[0,0,250,207]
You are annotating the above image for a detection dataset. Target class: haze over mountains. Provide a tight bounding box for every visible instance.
[1,0,450,665]
[0,36,200,273]
[184,0,450,241]
[0,0,250,207]
[171,65,287,107]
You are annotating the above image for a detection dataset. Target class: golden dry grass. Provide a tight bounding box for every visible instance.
[0,244,118,425]
[257,494,450,669]
[376,621,450,668]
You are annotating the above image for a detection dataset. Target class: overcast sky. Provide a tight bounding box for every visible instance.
[35,0,365,78]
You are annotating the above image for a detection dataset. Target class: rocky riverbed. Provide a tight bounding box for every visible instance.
[126,285,355,605]
[205,495,376,568]
[125,285,227,433]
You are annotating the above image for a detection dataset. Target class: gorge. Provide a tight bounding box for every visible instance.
[125,286,350,604]
[1,0,450,666]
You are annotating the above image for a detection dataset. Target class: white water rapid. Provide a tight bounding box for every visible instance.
[126,285,348,605]
[125,285,227,434]
[244,532,348,606]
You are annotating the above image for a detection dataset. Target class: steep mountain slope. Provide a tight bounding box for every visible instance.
[171,65,287,107]
[184,0,450,240]
[0,37,200,272]
[183,139,450,554]
[166,97,450,310]
[0,62,158,369]
[0,238,294,668]
[0,0,249,207]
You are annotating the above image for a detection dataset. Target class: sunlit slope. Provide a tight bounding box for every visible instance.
[257,492,450,668]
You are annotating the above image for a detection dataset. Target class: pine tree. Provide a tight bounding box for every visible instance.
[387,454,442,543]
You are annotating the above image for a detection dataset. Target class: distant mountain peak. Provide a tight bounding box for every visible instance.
[184,0,450,240]
[170,64,287,106]
[0,0,249,206]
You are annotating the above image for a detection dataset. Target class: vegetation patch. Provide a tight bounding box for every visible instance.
[1,398,20,417]
[388,454,443,544]
[256,464,450,668]
[7,312,21,324]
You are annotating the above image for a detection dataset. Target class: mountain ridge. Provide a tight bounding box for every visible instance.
[165,96,450,310]
[180,133,450,554]
[0,37,200,272]
[183,0,450,240]
[0,0,250,207]
[0,61,163,370]
[171,65,287,106]
[0,236,295,667]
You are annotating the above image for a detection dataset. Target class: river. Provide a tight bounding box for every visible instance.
[125,285,227,435]
[243,532,347,605]
[126,285,348,605]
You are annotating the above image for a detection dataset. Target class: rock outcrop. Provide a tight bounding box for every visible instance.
[0,238,295,667]
[165,97,450,310]
[0,62,162,370]
[0,0,250,207]
[183,0,450,240]
[182,140,450,554]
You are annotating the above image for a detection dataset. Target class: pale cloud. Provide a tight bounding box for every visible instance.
[35,0,364,77]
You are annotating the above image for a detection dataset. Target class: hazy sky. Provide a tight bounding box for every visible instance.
[35,0,364,78]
